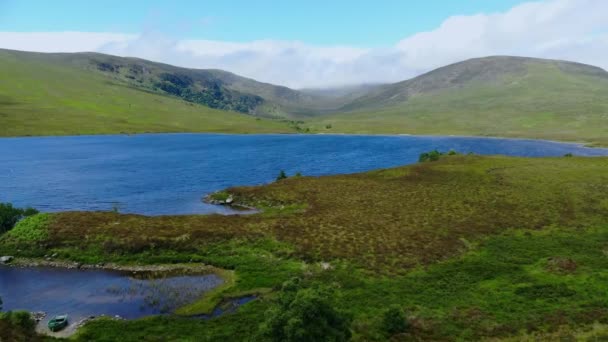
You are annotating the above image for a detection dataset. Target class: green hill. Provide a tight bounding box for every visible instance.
[311,56,608,146]
[2,50,608,145]
[0,49,300,136]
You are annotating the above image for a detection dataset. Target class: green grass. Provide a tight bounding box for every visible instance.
[5,213,51,242]
[2,155,608,340]
[64,225,608,341]
[2,51,608,146]
[0,50,294,136]
[309,60,608,146]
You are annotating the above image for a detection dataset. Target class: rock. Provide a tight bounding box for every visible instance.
[0,256,14,264]
[51,253,58,258]
[225,196,234,204]
[320,262,332,270]
[31,311,47,322]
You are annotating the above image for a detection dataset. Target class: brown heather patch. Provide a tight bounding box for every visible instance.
[47,155,608,273]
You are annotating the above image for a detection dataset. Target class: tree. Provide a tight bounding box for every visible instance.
[260,278,352,342]
[276,170,288,181]
[381,305,409,336]
[0,203,39,234]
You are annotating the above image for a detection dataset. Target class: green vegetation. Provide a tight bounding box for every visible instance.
[2,155,608,340]
[0,311,44,342]
[259,278,352,342]
[0,202,38,234]
[4,213,51,242]
[2,51,608,146]
[309,57,608,146]
[276,170,288,181]
[381,305,408,337]
[0,49,294,136]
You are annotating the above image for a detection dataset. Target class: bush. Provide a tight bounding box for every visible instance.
[0,311,40,341]
[6,213,50,242]
[419,150,443,162]
[419,150,461,162]
[276,170,288,181]
[381,305,409,336]
[564,153,574,157]
[259,278,352,342]
[0,203,39,234]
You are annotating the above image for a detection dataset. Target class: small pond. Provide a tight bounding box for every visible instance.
[0,266,223,332]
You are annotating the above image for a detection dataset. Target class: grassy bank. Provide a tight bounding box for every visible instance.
[1,155,608,340]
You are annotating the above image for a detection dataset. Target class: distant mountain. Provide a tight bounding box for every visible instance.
[1,49,607,145]
[340,56,608,111]
[313,56,608,146]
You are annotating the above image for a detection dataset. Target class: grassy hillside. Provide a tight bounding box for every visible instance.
[2,50,608,144]
[312,56,608,146]
[0,49,344,120]
[0,49,295,136]
[2,154,608,340]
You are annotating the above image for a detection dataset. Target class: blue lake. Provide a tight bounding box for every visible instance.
[1,133,607,215]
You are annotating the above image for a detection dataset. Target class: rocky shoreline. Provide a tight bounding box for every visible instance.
[3,257,219,276]
[203,192,258,211]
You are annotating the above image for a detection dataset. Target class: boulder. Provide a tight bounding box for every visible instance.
[0,256,14,264]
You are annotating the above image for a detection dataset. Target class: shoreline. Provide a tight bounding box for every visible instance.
[5,257,221,276]
[0,131,604,149]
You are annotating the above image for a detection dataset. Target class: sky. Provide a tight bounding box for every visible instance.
[0,0,607,88]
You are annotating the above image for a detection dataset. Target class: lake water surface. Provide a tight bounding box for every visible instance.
[1,133,607,215]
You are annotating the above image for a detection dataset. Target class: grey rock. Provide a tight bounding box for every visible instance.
[0,256,14,264]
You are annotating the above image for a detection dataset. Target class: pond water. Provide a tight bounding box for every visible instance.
[1,133,607,215]
[0,266,223,328]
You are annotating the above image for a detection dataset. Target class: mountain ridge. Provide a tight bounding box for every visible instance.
[1,48,607,145]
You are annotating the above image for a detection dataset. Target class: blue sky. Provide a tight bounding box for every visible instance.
[2,0,525,46]
[0,0,606,88]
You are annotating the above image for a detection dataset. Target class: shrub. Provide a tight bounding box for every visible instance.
[564,153,574,157]
[0,311,40,341]
[6,213,50,242]
[276,170,288,181]
[0,203,39,234]
[419,150,443,162]
[381,305,409,336]
[259,278,352,342]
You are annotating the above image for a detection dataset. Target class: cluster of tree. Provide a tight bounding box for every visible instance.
[258,278,410,341]
[259,278,352,341]
[154,73,264,114]
[418,149,460,162]
[0,203,38,234]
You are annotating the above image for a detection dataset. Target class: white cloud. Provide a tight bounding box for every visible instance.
[0,31,135,53]
[0,0,607,88]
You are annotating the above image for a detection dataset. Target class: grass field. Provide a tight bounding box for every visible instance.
[2,155,608,340]
[0,50,293,136]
